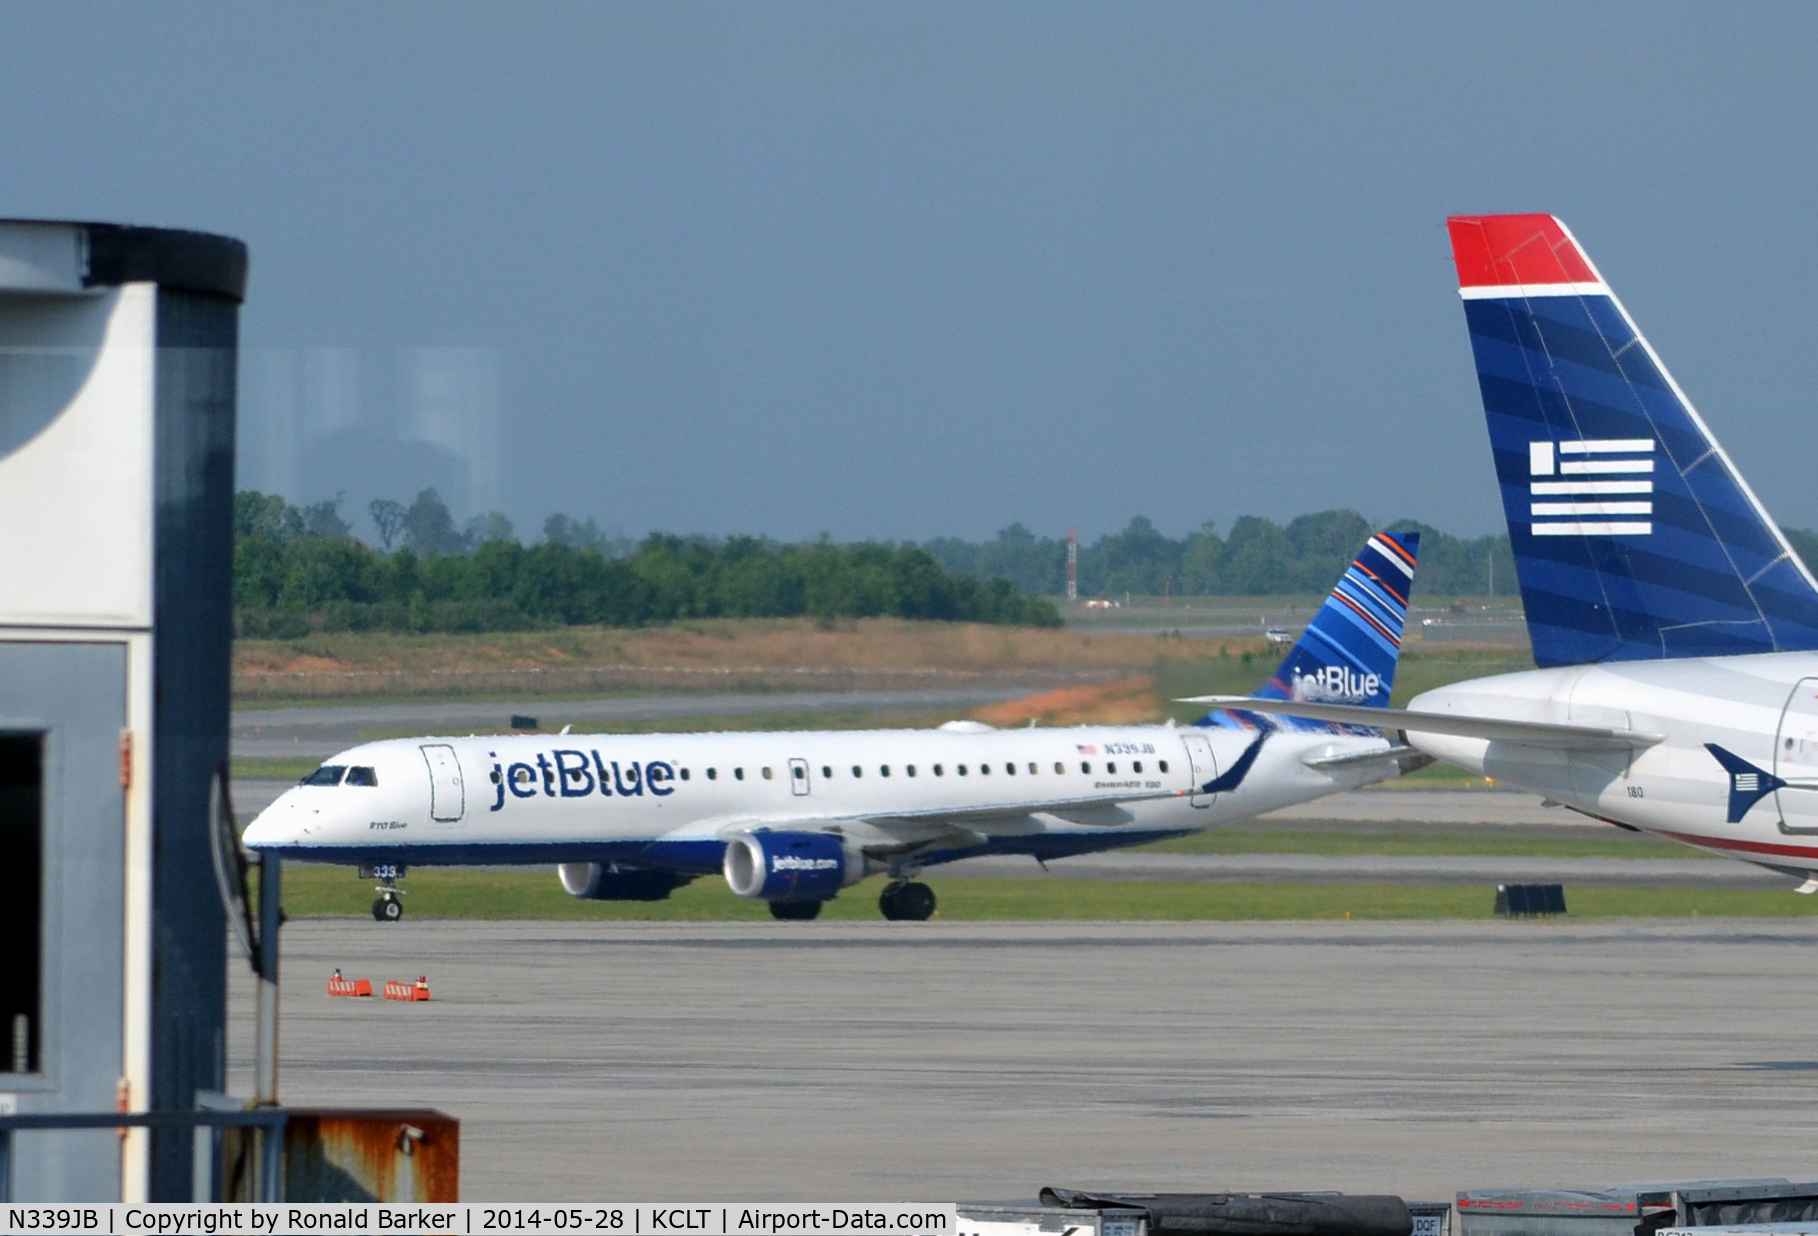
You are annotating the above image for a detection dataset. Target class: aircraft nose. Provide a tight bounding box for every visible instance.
[242,795,301,849]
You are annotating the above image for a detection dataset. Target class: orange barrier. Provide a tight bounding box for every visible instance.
[383,976,431,1002]
[328,973,373,997]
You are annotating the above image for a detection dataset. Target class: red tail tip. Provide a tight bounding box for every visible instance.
[1447,214,1597,289]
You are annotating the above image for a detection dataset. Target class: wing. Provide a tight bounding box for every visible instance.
[1178,695,1664,752]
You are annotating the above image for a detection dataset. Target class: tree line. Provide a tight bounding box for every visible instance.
[236,488,1818,638]
[920,511,1520,600]
[234,490,1061,638]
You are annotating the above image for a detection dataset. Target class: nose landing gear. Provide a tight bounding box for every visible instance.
[878,880,936,922]
[371,874,405,922]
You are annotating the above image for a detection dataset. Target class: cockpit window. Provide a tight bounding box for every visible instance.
[344,766,379,787]
[302,765,346,786]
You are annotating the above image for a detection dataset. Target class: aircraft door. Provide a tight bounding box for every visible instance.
[1774,678,1818,833]
[1180,731,1217,808]
[421,743,465,822]
[789,758,811,796]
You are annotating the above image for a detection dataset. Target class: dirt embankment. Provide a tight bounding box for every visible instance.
[234,618,1263,702]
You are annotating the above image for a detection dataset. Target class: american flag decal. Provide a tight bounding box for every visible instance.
[1076,744,1097,754]
[1528,438,1653,537]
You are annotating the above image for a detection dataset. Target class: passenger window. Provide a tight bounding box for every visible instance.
[1028,762,1037,775]
[980,763,990,775]
[762,767,773,780]
[852,765,863,778]
[822,766,832,778]
[302,765,346,786]
[1054,762,1064,774]
[1005,763,1015,775]
[1107,762,1117,774]
[680,768,691,781]
[934,764,944,776]
[1133,761,1143,773]
[907,765,916,777]
[881,766,891,777]
[958,765,968,775]
[707,768,718,780]
[735,768,745,781]
[1081,761,1092,774]
[1158,760,1169,773]
[489,768,502,785]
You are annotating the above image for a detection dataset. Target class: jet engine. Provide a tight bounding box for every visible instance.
[558,862,692,902]
[722,830,866,903]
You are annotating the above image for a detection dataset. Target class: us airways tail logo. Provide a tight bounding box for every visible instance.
[1291,666,1383,703]
[1528,438,1654,536]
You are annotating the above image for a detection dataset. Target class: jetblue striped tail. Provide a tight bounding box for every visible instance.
[1448,214,1818,667]
[1201,530,1419,732]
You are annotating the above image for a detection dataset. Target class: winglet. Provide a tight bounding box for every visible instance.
[1704,743,1785,824]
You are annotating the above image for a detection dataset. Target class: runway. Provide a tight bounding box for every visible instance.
[232,686,1038,761]
[231,919,1818,1201]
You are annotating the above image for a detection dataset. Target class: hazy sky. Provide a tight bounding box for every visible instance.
[3,4,1815,542]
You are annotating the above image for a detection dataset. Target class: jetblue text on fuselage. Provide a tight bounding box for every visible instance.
[489,749,678,811]
[1291,667,1382,703]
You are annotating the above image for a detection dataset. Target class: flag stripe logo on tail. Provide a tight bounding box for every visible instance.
[1530,438,1653,536]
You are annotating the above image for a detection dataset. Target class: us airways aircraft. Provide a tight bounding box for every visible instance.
[1190,214,1818,887]
[243,531,1426,921]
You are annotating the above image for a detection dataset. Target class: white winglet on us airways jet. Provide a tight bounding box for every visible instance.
[1187,214,1818,889]
[243,531,1427,921]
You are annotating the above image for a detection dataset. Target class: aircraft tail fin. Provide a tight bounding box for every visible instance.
[1448,213,1818,667]
[1198,531,1419,730]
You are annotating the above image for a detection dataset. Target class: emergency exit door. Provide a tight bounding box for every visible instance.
[1774,677,1818,833]
[421,744,465,822]
[1181,731,1218,808]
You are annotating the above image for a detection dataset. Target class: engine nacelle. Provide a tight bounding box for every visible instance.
[558,862,692,902]
[722,830,865,903]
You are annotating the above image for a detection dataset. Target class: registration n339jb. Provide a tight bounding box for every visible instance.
[1193,214,1818,889]
[243,532,1425,921]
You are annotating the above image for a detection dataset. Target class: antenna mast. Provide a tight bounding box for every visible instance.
[1066,527,1078,602]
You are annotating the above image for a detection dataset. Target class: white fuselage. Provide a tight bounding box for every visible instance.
[242,721,1404,875]
[1407,650,1818,871]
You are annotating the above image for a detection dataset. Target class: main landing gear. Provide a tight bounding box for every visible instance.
[879,880,936,922]
[372,877,405,922]
[768,899,823,921]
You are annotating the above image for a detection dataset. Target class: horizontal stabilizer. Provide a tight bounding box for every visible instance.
[1179,695,1663,751]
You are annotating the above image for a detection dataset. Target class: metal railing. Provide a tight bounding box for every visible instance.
[0,1107,287,1202]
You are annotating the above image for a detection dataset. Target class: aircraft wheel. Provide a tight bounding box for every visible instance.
[373,896,404,922]
[767,899,822,921]
[899,881,936,921]
[882,881,935,922]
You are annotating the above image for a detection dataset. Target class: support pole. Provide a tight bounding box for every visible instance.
[254,851,281,1199]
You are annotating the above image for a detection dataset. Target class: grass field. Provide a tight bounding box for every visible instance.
[1144,827,1709,859]
[272,866,1807,922]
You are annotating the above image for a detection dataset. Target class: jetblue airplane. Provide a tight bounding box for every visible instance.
[243,531,1426,921]
[1191,214,1818,888]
